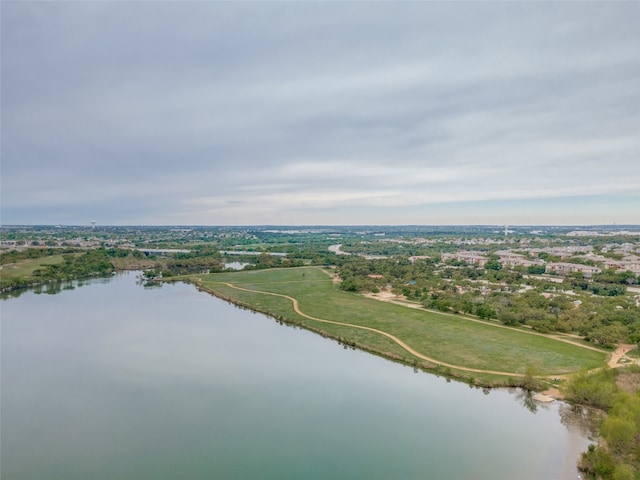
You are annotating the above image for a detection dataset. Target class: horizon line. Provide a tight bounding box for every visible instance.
[2,223,640,229]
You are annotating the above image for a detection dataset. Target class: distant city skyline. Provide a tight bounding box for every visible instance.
[2,2,639,226]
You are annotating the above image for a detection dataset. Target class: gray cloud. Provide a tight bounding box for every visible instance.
[2,1,638,225]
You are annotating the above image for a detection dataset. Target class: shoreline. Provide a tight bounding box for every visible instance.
[184,276,561,392]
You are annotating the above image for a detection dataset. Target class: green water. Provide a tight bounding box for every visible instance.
[1,272,594,479]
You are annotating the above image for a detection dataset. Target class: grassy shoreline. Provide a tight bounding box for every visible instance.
[182,267,607,388]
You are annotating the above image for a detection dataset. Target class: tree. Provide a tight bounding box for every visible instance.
[563,368,617,409]
[527,265,546,275]
[579,444,615,479]
[476,303,496,320]
[521,365,541,391]
[498,310,518,326]
[589,323,628,348]
[484,260,502,271]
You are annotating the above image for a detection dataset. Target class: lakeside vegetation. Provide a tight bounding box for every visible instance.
[0,248,114,292]
[0,245,225,294]
[564,367,640,479]
[190,267,606,385]
[2,224,639,477]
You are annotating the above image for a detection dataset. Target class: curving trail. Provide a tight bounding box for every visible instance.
[320,267,607,358]
[195,274,616,381]
[363,291,606,354]
[608,344,637,368]
[218,282,527,378]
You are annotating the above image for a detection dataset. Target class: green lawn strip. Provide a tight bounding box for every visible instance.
[196,267,606,376]
[195,277,432,363]
[304,296,602,375]
[192,278,512,384]
[208,266,329,285]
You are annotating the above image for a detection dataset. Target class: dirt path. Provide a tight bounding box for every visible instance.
[363,290,607,355]
[224,269,616,401]
[199,270,614,383]
[364,291,636,371]
[539,347,636,399]
[219,282,529,378]
[608,344,636,368]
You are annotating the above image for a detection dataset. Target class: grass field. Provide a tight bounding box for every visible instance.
[0,255,66,280]
[191,266,607,384]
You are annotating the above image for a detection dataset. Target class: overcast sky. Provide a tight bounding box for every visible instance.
[2,1,639,226]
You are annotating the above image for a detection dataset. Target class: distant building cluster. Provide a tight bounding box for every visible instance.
[441,251,490,267]
[441,245,640,277]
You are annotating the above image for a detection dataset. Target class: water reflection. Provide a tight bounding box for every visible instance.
[0,276,100,300]
[558,404,601,440]
[509,388,546,413]
[1,272,594,480]
[0,287,31,300]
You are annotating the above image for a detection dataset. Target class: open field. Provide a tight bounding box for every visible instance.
[191,267,607,384]
[0,255,66,280]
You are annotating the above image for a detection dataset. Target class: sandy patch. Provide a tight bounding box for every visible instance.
[364,289,425,309]
[533,393,555,403]
[609,344,637,368]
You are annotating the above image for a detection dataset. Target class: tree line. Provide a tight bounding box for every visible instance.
[336,255,639,347]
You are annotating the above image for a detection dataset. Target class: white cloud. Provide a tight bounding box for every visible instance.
[1,1,638,225]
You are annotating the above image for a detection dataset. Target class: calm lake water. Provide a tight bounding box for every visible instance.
[1,272,595,480]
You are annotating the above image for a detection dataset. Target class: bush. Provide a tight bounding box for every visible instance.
[580,445,615,478]
[563,368,618,409]
[612,464,635,480]
[601,417,636,453]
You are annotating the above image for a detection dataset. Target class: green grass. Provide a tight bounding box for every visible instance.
[0,255,66,280]
[191,267,607,382]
